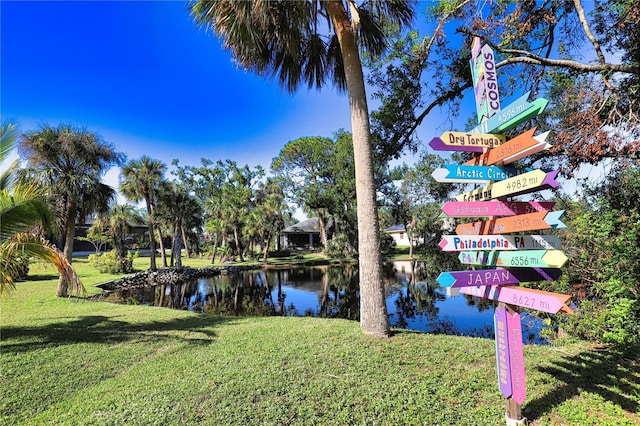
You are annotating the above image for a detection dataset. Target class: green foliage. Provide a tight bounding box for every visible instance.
[88,250,138,274]
[557,168,640,352]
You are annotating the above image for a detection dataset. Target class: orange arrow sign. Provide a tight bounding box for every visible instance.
[456,211,566,235]
[464,128,538,166]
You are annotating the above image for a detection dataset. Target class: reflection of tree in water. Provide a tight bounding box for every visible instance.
[317,265,360,321]
[114,262,504,339]
[389,268,444,329]
[462,293,496,312]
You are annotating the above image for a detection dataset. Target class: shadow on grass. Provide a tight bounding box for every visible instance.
[526,347,640,421]
[1,313,238,354]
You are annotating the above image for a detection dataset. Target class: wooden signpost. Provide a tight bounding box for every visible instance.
[432,36,572,425]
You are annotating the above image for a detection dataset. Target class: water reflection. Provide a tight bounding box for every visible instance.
[115,261,545,343]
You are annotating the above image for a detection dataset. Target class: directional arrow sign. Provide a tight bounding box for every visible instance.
[456,169,560,202]
[494,306,512,398]
[437,267,562,288]
[440,235,561,251]
[470,92,548,135]
[440,131,506,151]
[458,250,568,268]
[464,128,550,167]
[460,285,573,314]
[441,201,556,217]
[455,210,566,235]
[507,310,526,405]
[431,165,529,184]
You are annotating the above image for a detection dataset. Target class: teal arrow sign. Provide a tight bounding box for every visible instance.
[470,92,548,134]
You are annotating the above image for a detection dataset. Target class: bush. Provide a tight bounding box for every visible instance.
[88,250,138,274]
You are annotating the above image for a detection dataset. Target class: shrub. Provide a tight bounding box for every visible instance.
[88,250,138,274]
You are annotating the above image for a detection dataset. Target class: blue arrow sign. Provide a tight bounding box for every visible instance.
[431,165,532,183]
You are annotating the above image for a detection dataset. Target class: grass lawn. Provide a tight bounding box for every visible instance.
[1,258,639,425]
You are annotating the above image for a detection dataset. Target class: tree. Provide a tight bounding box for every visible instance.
[155,183,203,270]
[189,0,415,337]
[367,0,639,176]
[248,177,290,263]
[18,123,122,297]
[272,136,337,250]
[92,204,145,260]
[120,156,166,271]
[1,121,81,296]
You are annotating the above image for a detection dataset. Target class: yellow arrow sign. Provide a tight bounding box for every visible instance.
[440,131,506,150]
[542,250,569,269]
[456,169,559,202]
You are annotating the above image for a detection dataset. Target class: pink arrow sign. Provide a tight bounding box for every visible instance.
[441,201,555,218]
[507,309,526,405]
[460,285,573,314]
[494,306,512,398]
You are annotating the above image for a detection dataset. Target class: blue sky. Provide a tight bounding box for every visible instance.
[2,1,367,181]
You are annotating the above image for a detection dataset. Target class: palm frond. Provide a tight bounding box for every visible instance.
[1,232,83,297]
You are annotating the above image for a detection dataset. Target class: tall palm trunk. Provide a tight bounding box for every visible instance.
[325,1,390,338]
[156,228,168,267]
[145,198,157,270]
[233,224,244,262]
[173,219,183,270]
[57,202,77,297]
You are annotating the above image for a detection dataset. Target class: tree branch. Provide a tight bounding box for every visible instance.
[458,29,640,75]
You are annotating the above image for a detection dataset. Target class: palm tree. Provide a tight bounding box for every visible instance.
[1,121,82,296]
[90,204,145,260]
[155,183,203,270]
[189,0,415,337]
[18,123,122,297]
[120,156,166,271]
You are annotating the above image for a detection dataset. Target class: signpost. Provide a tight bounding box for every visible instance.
[432,36,572,425]
[440,201,555,217]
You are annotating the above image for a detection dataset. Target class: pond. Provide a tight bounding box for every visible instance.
[117,260,547,344]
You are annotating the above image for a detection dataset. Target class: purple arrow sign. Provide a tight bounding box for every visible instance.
[436,268,562,288]
[494,306,512,398]
[428,137,488,152]
[507,310,526,405]
[441,201,555,218]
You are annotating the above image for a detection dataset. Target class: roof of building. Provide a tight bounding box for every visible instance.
[282,217,320,234]
[384,224,406,233]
